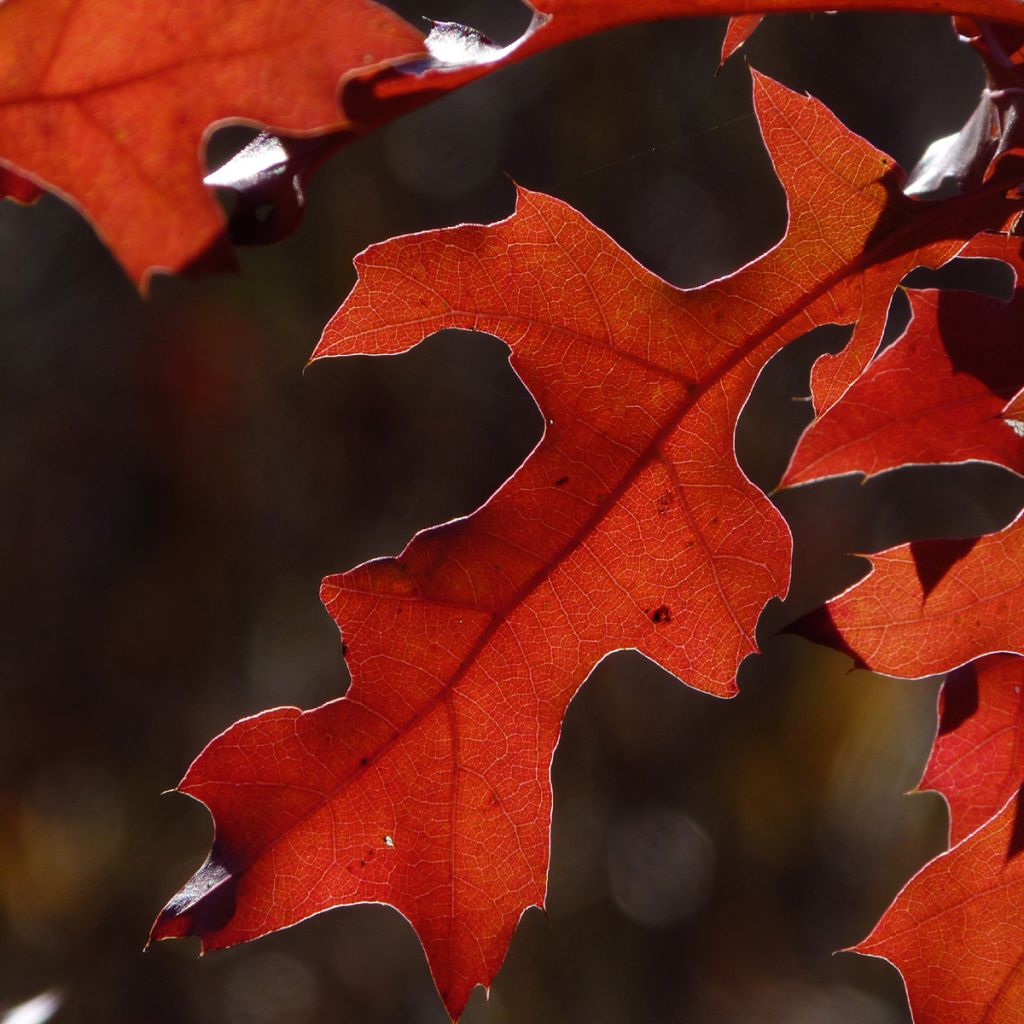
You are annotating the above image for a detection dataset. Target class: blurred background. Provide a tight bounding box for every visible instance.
[3,7,1024,1022]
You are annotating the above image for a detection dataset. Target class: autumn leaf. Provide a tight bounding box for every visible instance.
[787,205,1024,426]
[854,784,1024,1024]
[793,511,1024,678]
[903,23,1024,201]
[920,653,1024,844]
[721,15,764,64]
[220,2,1024,253]
[344,4,1024,423]
[0,0,425,286]
[787,360,1024,1020]
[344,0,1024,130]
[11,1,1024,284]
[148,69,1024,1019]
[782,286,1024,487]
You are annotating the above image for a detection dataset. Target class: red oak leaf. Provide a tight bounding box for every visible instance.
[0,0,424,286]
[855,784,1024,1024]
[921,653,1024,844]
[347,5,1024,425]
[133,0,1024,263]
[794,511,1024,678]
[350,0,1024,128]
[11,1,1024,282]
[151,73,1024,1019]
[800,246,1014,425]
[782,287,1024,487]
[721,15,764,65]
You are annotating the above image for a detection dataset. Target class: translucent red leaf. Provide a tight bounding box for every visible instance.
[921,653,1024,844]
[358,0,1024,123]
[152,73,1024,1019]
[0,0,424,285]
[855,784,1024,1024]
[11,1,1024,283]
[794,511,1024,678]
[721,15,764,65]
[237,1,1024,251]
[783,287,1024,487]
[357,0,1024,115]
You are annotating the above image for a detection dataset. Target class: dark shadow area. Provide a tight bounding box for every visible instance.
[932,285,1024,397]
[937,662,980,736]
[910,535,980,597]
[1008,785,1024,861]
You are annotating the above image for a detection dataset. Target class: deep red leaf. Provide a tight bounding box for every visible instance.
[783,287,1024,487]
[721,15,764,64]
[11,0,1024,282]
[790,355,1024,1020]
[152,73,1024,1019]
[921,653,1024,844]
[324,0,1024,132]
[855,784,1024,1024]
[794,511,1024,678]
[0,0,425,285]
[252,2,1024,252]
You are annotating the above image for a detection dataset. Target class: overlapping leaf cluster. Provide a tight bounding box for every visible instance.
[5,3,1024,1022]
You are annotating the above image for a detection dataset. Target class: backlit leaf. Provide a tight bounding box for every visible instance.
[921,653,1024,844]
[0,0,424,285]
[152,72,1024,1019]
[784,287,1024,487]
[855,785,1024,1024]
[793,512,1024,678]
[721,15,764,64]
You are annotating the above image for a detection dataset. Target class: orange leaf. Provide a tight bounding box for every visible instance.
[11,0,1024,283]
[721,15,764,65]
[855,784,1024,1024]
[794,512,1024,678]
[0,0,424,286]
[783,287,1024,486]
[921,654,1024,844]
[307,2,1024,255]
[151,73,1024,1019]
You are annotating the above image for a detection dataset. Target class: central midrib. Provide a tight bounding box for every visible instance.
[189,171,1019,945]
